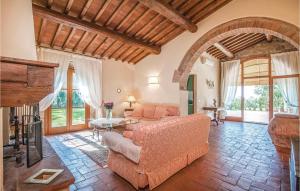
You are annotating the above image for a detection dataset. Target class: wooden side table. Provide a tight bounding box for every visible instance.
[202,107,225,126]
[124,108,134,117]
[124,108,134,112]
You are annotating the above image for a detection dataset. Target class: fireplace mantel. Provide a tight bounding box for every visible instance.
[0,56,58,107]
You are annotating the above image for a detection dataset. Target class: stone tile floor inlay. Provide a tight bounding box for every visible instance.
[47,122,290,191]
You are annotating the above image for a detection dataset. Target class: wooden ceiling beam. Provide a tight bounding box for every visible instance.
[109,43,125,59]
[93,0,111,23]
[134,14,161,37]
[83,34,98,53]
[143,19,169,40]
[104,41,122,58]
[225,33,260,49]
[92,37,108,56]
[33,4,161,54]
[133,51,149,64]
[123,48,140,62]
[137,0,197,33]
[193,0,232,23]
[73,31,89,51]
[178,0,200,15]
[62,28,76,49]
[231,38,265,53]
[114,45,130,60]
[51,24,63,47]
[64,0,74,14]
[221,33,247,45]
[38,19,47,45]
[105,0,126,26]
[129,50,144,63]
[150,23,176,43]
[186,0,214,19]
[119,46,136,61]
[47,0,54,8]
[102,41,120,58]
[231,37,265,53]
[157,27,183,44]
[115,2,139,31]
[213,42,233,58]
[80,0,93,19]
[125,9,151,33]
[227,34,264,50]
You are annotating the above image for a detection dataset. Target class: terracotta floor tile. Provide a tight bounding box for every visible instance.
[47,122,290,191]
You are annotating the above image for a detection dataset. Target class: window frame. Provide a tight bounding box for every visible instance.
[45,67,90,135]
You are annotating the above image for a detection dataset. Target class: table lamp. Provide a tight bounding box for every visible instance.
[127,96,136,108]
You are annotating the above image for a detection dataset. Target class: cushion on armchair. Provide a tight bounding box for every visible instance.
[102,132,141,163]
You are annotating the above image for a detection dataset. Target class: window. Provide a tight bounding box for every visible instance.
[47,68,89,134]
[72,74,85,125]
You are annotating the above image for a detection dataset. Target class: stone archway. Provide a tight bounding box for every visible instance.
[173,17,300,90]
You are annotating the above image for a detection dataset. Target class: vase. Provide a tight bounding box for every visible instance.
[106,109,112,120]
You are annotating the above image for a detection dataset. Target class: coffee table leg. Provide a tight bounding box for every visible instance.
[92,127,95,139]
[97,129,100,141]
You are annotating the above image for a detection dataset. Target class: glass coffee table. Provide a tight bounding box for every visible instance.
[89,118,139,140]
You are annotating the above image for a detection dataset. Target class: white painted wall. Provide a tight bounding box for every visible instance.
[133,0,300,114]
[1,0,37,60]
[102,59,135,117]
[190,59,220,113]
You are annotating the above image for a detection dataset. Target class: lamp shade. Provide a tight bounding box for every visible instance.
[127,95,136,102]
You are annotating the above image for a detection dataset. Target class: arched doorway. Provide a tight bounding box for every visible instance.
[173,17,300,90]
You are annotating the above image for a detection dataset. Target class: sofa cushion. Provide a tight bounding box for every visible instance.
[166,106,180,116]
[154,106,168,119]
[143,105,156,119]
[132,106,143,117]
[102,132,141,163]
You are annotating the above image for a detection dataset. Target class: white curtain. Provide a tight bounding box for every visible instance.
[271,51,299,112]
[72,55,103,118]
[38,48,103,117]
[221,60,240,107]
[38,48,70,111]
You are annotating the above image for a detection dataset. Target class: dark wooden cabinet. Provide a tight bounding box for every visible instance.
[0,56,58,107]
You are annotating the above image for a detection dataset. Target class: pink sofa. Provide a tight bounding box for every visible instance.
[106,113,211,190]
[268,113,300,149]
[125,103,180,123]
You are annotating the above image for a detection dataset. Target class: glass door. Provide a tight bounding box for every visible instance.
[243,78,269,123]
[49,77,68,134]
[47,68,89,135]
[71,72,88,131]
[242,58,270,124]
